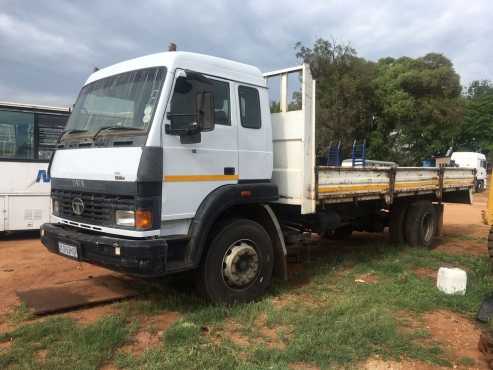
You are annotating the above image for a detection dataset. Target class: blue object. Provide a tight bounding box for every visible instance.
[352,140,366,167]
[326,141,342,166]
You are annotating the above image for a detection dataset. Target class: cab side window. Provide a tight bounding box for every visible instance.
[169,74,230,129]
[210,80,230,125]
[238,86,261,129]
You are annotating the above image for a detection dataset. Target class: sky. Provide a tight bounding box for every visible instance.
[0,0,492,107]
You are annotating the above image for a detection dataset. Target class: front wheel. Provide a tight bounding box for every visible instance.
[197,219,274,304]
[476,180,485,192]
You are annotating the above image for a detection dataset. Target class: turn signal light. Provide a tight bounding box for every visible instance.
[135,209,152,230]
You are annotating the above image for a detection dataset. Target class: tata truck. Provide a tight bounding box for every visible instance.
[40,51,475,303]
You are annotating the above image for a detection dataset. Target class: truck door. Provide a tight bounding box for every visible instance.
[163,71,238,226]
[236,84,273,181]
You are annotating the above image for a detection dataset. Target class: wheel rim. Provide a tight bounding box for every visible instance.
[422,212,435,243]
[222,239,260,289]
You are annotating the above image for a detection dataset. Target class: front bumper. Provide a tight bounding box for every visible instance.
[41,223,167,277]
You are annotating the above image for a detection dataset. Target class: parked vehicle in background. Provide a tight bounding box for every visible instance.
[0,102,69,232]
[451,152,487,192]
[40,51,475,303]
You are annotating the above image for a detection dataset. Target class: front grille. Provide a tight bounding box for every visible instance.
[52,189,135,226]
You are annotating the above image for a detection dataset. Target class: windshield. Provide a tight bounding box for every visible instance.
[64,67,166,138]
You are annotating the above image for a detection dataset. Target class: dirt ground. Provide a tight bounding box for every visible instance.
[0,232,124,319]
[0,190,491,369]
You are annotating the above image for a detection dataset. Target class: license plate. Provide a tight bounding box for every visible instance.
[58,242,78,259]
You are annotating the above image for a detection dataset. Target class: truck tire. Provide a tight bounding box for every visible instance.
[477,180,485,193]
[404,201,437,248]
[389,203,408,245]
[196,218,274,304]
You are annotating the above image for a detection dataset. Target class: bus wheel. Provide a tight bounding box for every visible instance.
[197,219,274,304]
[389,203,409,245]
[404,201,437,248]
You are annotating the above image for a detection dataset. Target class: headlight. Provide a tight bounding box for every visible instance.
[53,199,59,216]
[115,210,135,227]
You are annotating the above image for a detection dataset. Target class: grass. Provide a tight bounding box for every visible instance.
[1,240,493,370]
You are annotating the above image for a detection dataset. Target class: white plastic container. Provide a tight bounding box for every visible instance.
[436,267,467,295]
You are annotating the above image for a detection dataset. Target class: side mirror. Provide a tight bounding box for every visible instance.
[195,92,215,132]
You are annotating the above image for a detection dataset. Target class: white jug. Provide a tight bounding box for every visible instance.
[436,267,467,295]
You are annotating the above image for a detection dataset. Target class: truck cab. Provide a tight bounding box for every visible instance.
[451,151,487,192]
[42,52,282,303]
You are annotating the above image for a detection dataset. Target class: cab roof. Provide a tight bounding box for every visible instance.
[86,51,266,88]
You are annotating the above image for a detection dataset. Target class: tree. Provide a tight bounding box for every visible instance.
[296,39,475,166]
[456,80,493,161]
[295,39,377,158]
[368,53,463,165]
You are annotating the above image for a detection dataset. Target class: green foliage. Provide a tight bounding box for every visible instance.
[456,80,493,161]
[370,53,463,165]
[0,315,129,370]
[295,39,477,165]
[295,39,377,156]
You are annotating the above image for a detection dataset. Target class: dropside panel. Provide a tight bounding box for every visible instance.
[394,168,439,192]
[316,166,475,204]
[318,167,391,199]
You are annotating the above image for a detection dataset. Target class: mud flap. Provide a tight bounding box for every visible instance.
[442,188,473,204]
[433,203,444,237]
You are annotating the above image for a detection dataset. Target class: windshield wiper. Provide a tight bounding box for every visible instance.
[92,126,143,141]
[58,129,88,142]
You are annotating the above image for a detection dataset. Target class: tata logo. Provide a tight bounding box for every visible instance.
[72,179,85,188]
[35,170,50,183]
[72,197,85,216]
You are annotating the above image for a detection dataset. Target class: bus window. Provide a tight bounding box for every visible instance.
[37,113,66,160]
[0,111,34,160]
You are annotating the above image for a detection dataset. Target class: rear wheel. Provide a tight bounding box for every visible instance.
[389,203,409,244]
[197,219,274,304]
[404,201,437,248]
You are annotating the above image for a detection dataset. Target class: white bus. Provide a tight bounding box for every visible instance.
[0,102,69,232]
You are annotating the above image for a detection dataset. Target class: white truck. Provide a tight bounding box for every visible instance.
[0,102,69,232]
[451,152,487,192]
[40,51,475,303]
